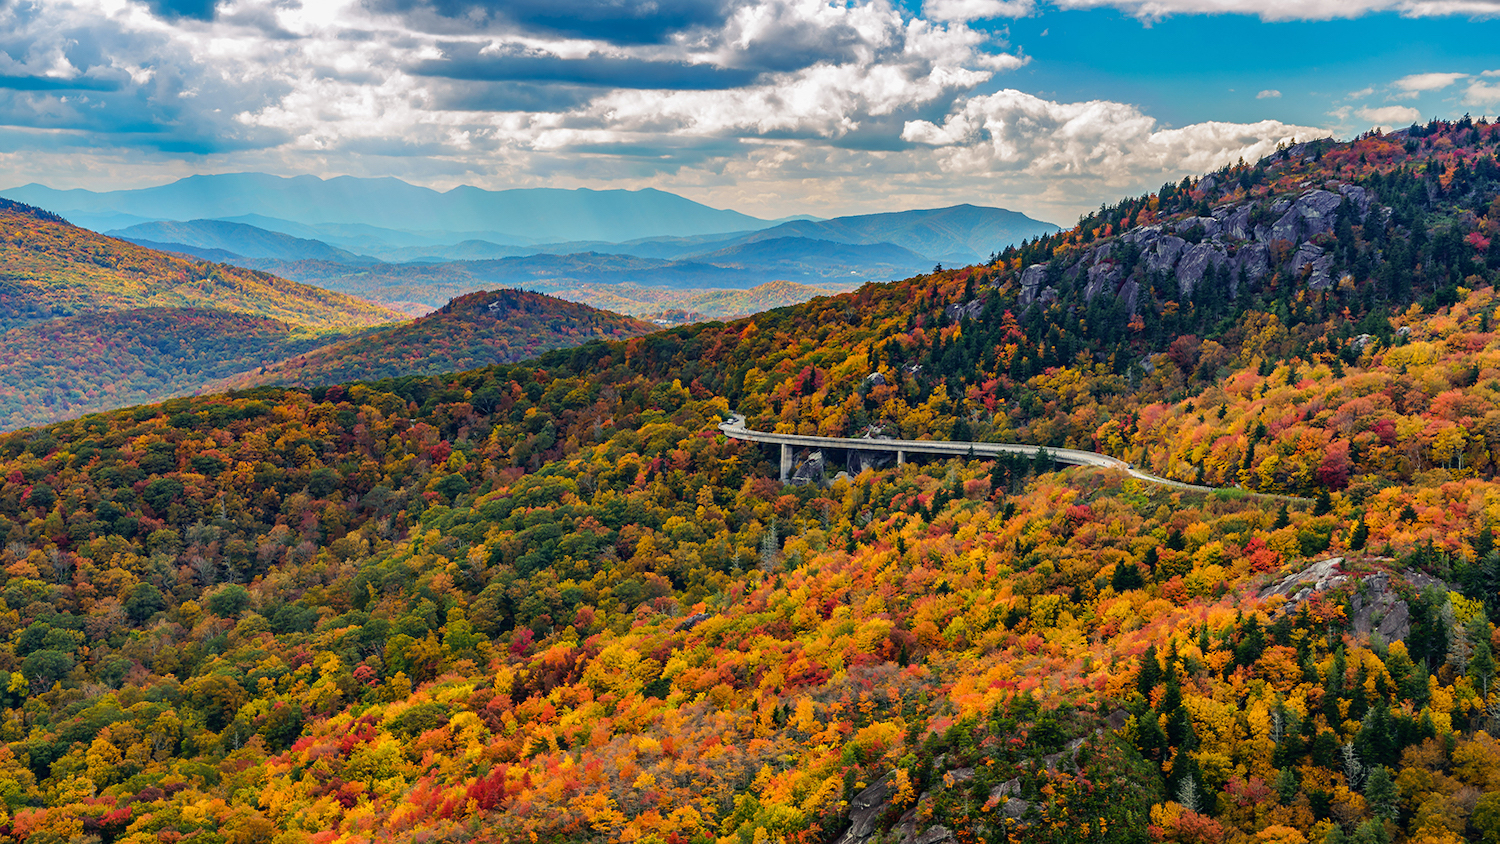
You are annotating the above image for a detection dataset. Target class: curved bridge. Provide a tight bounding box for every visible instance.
[717,414,1218,493]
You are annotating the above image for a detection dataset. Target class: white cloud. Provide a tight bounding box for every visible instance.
[1356,104,1422,125]
[1464,79,1500,107]
[922,0,1037,21]
[1393,71,1468,91]
[903,89,1320,186]
[1256,89,1280,99]
[1048,0,1500,20]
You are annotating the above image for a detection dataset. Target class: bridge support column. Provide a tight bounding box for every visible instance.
[897,450,906,466]
[780,443,792,483]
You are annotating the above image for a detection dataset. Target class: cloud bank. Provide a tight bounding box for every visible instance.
[0,0,1380,220]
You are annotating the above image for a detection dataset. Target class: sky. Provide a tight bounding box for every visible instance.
[0,0,1497,224]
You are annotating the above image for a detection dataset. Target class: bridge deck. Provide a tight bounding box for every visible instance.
[717,416,1229,494]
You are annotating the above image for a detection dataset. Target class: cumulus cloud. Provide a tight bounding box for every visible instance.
[1464,79,1500,107]
[902,89,1319,186]
[1394,71,1467,91]
[0,0,1341,221]
[1256,89,1280,99]
[1356,104,1422,125]
[922,0,1037,21]
[1048,0,1500,20]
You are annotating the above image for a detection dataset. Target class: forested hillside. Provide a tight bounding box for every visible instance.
[0,121,1496,844]
[0,201,401,430]
[0,200,398,329]
[216,289,656,390]
[0,309,377,431]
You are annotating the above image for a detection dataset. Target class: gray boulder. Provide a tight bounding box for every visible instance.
[835,775,894,844]
[1122,224,1163,246]
[1289,242,1334,289]
[1175,215,1220,238]
[1338,184,1372,221]
[1175,242,1228,299]
[1219,204,1255,241]
[1232,243,1270,291]
[1144,235,1187,276]
[1085,260,1123,302]
[1270,189,1342,242]
[1119,279,1141,314]
[1018,264,1048,307]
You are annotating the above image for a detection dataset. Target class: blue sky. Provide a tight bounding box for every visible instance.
[988,10,1499,128]
[0,0,1496,223]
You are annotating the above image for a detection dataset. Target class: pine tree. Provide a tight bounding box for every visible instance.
[1351,514,1369,550]
[1364,766,1397,820]
[1275,767,1299,806]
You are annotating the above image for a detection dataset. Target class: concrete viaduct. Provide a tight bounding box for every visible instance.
[717,414,1221,494]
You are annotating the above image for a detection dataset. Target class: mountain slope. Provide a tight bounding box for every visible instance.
[108,219,375,263]
[0,198,400,328]
[216,288,656,389]
[0,122,1496,844]
[1,172,776,242]
[0,309,374,429]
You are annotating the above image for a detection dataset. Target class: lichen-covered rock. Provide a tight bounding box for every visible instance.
[1018,264,1048,307]
[1175,242,1227,299]
[835,774,894,844]
[1175,215,1220,238]
[945,300,983,322]
[1232,243,1270,291]
[1338,184,1373,220]
[1144,235,1187,276]
[1271,189,1343,242]
[1219,204,1255,241]
[1085,260,1123,302]
[1289,242,1333,288]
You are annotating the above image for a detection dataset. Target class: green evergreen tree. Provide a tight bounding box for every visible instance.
[1364,766,1398,821]
[1275,766,1299,806]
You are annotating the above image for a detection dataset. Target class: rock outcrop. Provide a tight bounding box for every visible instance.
[1258,557,1450,643]
[1016,181,1378,315]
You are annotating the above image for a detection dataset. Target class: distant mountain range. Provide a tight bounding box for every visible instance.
[115,219,376,263]
[0,173,781,243]
[48,180,1059,319]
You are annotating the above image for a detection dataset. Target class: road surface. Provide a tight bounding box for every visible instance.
[717,414,1222,494]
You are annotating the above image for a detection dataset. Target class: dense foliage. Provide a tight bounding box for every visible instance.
[217,289,656,391]
[0,309,373,431]
[0,207,398,330]
[0,123,1495,844]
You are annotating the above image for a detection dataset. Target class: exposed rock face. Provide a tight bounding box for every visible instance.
[1175,215,1219,238]
[1270,189,1342,242]
[945,299,983,322]
[1289,242,1334,289]
[1232,243,1271,291]
[1175,242,1227,299]
[790,449,824,486]
[1085,259,1123,302]
[1217,204,1254,240]
[1018,264,1048,307]
[1143,235,1186,276]
[1014,179,1380,318]
[835,774,894,844]
[1258,557,1451,643]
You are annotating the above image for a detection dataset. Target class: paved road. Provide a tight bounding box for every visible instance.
[718,414,1222,494]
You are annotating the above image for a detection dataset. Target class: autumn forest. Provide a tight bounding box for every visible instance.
[0,120,1499,844]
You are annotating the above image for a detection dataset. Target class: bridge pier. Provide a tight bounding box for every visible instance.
[779,443,792,482]
[897,450,906,466]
